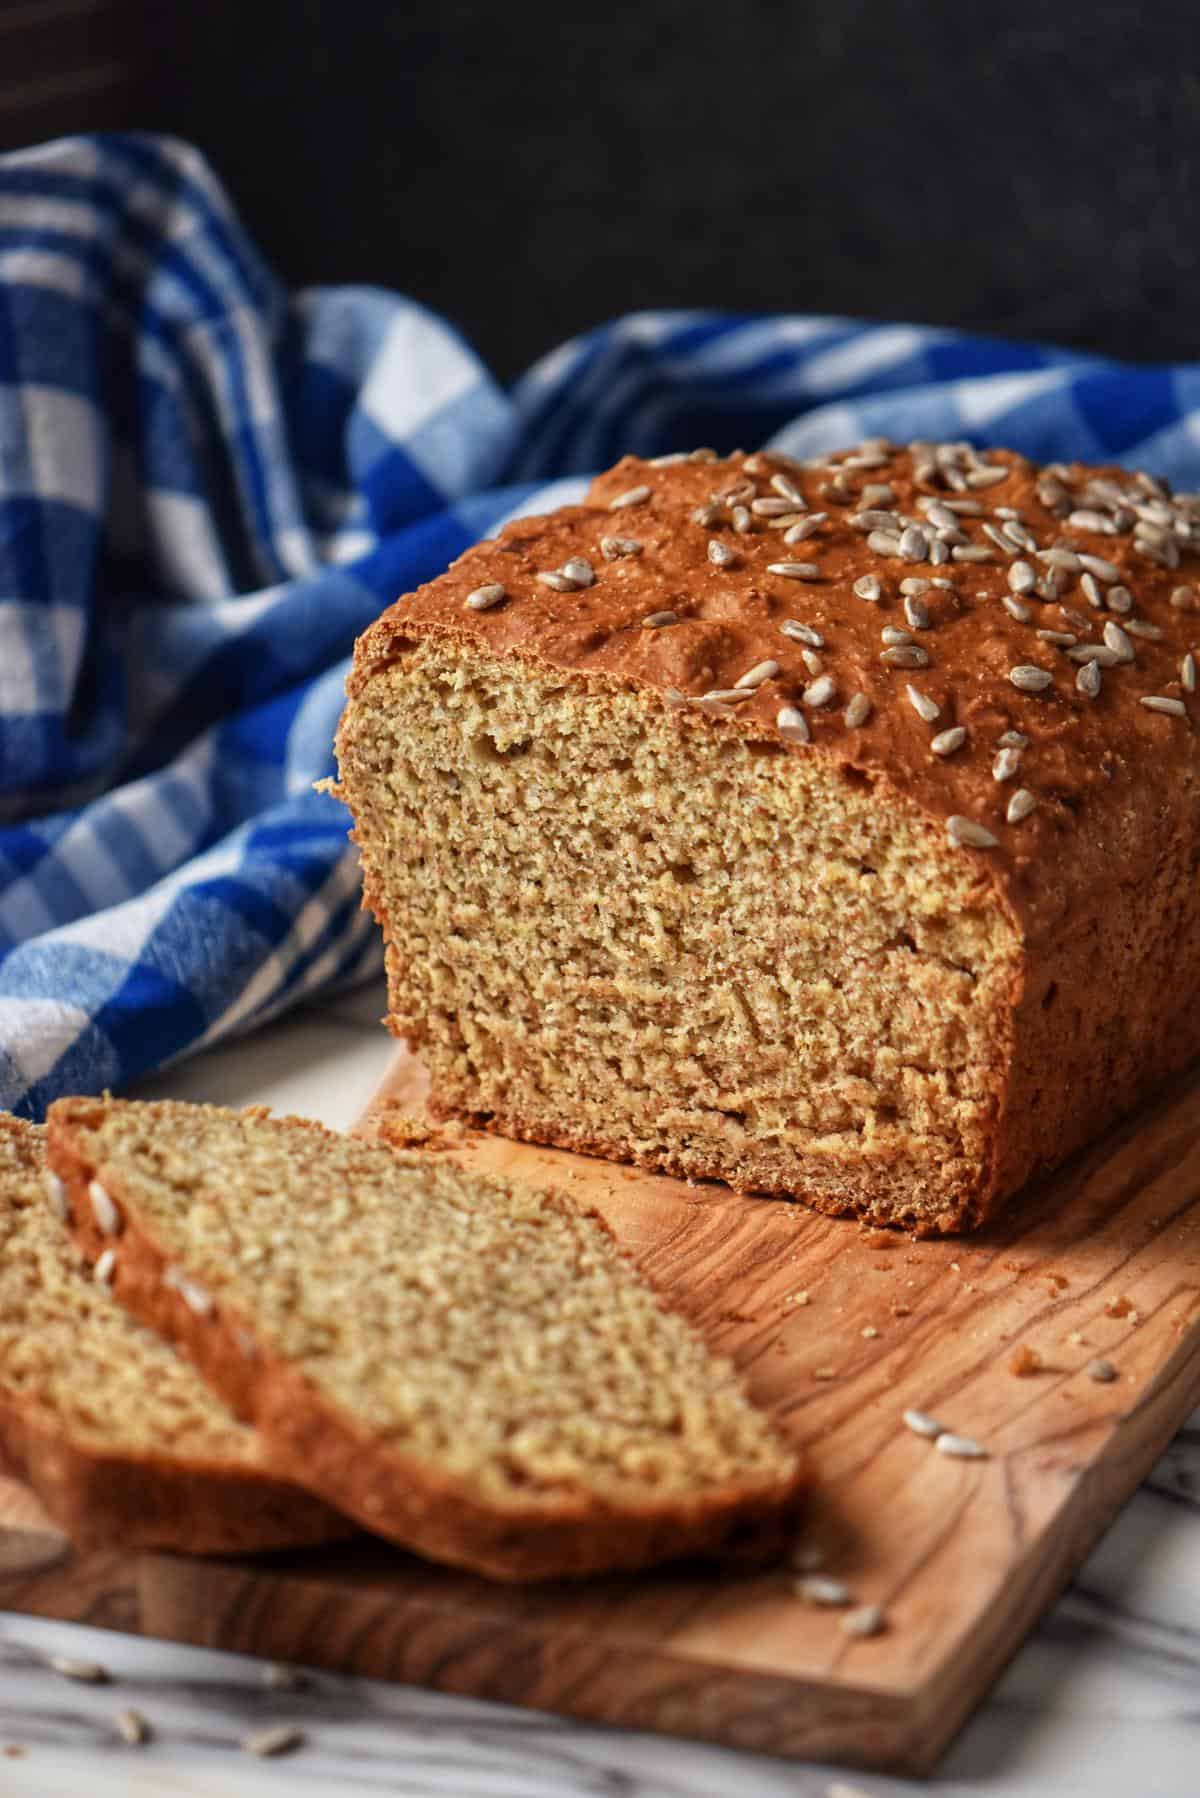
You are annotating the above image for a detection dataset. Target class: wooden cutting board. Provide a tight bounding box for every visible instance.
[2,1047,1199,1775]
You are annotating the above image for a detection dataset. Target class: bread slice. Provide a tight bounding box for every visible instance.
[0,1115,347,1555]
[46,1096,805,1582]
[334,442,1200,1232]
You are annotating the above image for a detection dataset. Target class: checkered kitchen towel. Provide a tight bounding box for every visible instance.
[4,132,1200,1115]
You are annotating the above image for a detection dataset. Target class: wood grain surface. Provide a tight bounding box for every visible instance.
[2,1045,1199,1772]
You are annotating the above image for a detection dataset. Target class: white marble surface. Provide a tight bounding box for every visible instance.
[2,978,1198,1797]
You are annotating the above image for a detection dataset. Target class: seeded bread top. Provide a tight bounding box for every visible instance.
[350,441,1200,938]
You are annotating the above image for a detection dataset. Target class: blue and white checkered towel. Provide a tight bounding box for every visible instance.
[4,131,1200,1116]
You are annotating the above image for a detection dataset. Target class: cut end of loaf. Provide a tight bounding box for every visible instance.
[338,641,1022,1232]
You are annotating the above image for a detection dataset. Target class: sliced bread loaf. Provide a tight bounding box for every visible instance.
[46,1096,805,1582]
[0,1114,346,1554]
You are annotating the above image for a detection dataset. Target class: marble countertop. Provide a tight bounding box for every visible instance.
[2,979,1197,1797]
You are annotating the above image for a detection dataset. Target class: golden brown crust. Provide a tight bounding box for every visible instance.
[0,1113,349,1556]
[0,1395,346,1556]
[47,1101,807,1583]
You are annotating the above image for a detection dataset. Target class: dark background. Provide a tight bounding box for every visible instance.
[5,2,1200,381]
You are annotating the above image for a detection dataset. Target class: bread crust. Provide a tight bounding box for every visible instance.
[47,1101,807,1583]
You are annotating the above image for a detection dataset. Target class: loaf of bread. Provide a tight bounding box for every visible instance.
[47,1096,805,1581]
[0,1115,346,1554]
[335,440,1200,1232]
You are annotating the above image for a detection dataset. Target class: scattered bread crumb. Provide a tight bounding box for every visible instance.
[1105,1295,1133,1318]
[1009,1344,1043,1378]
[813,1367,838,1381]
[861,1325,880,1340]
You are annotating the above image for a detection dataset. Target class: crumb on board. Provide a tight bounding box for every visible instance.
[786,1290,811,1307]
[1009,1344,1043,1377]
[813,1367,839,1381]
[1086,1357,1119,1383]
[861,1325,880,1339]
[1105,1295,1133,1318]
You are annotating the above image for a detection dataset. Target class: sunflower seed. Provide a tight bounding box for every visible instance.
[854,574,883,602]
[781,619,825,648]
[881,644,930,668]
[649,450,689,466]
[1009,665,1053,693]
[861,482,895,507]
[731,505,753,534]
[465,582,506,611]
[840,1605,886,1638]
[900,576,932,596]
[770,473,806,506]
[44,1171,69,1222]
[804,675,838,708]
[1039,546,1082,571]
[536,570,575,592]
[1003,596,1033,622]
[844,692,872,728]
[664,687,686,707]
[736,659,780,689]
[1102,621,1134,662]
[923,501,962,532]
[241,1724,306,1758]
[88,1180,120,1236]
[882,626,913,646]
[1106,584,1133,613]
[946,815,998,849]
[768,561,821,581]
[609,484,650,510]
[776,706,811,743]
[560,557,594,587]
[1086,1357,1118,1383]
[49,1654,109,1683]
[904,594,931,630]
[868,530,902,556]
[1007,787,1038,823]
[983,522,1019,556]
[1078,553,1121,582]
[1183,654,1197,694]
[850,510,900,532]
[931,726,966,756]
[164,1264,214,1315]
[708,539,738,567]
[1067,643,1120,666]
[906,685,940,723]
[600,536,642,560]
[1068,508,1116,533]
[935,1431,989,1459]
[94,1248,116,1286]
[643,611,679,630]
[952,544,996,563]
[1076,660,1103,698]
[993,747,1022,782]
[1140,695,1188,716]
[1007,560,1036,595]
[1125,618,1163,641]
[998,729,1029,747]
[753,496,798,517]
[965,464,1009,488]
[784,514,826,543]
[903,1408,944,1438]
[899,525,929,561]
[1037,629,1076,646]
[1170,585,1198,610]
[115,1709,151,1745]
[695,688,753,705]
[795,1575,852,1607]
[801,649,824,676]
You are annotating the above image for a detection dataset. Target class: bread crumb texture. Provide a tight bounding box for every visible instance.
[0,1117,256,1462]
[54,1100,800,1511]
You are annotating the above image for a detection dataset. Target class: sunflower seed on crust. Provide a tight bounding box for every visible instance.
[1007,787,1038,823]
[946,816,998,849]
[776,706,811,744]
